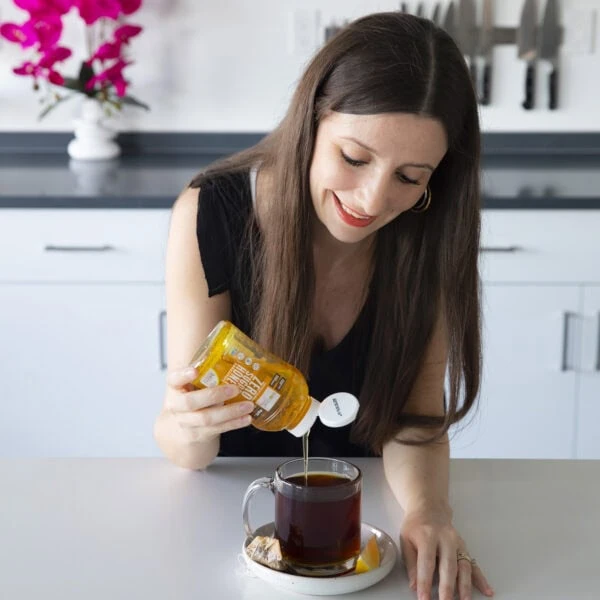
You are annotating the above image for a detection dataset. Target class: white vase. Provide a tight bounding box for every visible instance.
[67,98,121,161]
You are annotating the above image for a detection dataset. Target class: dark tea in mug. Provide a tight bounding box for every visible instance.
[275,473,361,567]
[271,459,362,575]
[242,457,362,576]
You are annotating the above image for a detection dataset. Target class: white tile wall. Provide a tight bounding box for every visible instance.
[0,0,599,132]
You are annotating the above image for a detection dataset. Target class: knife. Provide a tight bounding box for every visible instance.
[539,0,560,110]
[432,3,442,26]
[478,0,494,105]
[442,2,457,40]
[458,0,478,88]
[516,0,537,110]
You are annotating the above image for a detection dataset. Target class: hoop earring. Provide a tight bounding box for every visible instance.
[411,186,432,213]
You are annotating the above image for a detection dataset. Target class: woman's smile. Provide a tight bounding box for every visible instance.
[332,192,376,228]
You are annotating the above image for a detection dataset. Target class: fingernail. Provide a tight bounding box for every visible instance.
[239,402,254,413]
[225,385,240,397]
[183,367,197,378]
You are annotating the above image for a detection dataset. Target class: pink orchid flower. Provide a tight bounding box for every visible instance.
[110,74,128,96]
[85,58,131,97]
[87,40,122,63]
[50,0,76,14]
[13,60,43,77]
[13,59,64,85]
[119,0,142,15]
[0,22,37,48]
[86,25,142,63]
[32,14,64,49]
[46,69,64,84]
[39,46,72,68]
[114,24,142,42]
[75,0,121,25]
[0,15,62,49]
[3,0,147,115]
[14,0,74,16]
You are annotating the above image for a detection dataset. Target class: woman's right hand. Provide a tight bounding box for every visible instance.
[165,367,255,444]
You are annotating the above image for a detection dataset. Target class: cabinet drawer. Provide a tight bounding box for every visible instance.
[0,209,171,282]
[480,210,600,283]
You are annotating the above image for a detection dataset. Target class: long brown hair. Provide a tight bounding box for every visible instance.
[191,13,482,454]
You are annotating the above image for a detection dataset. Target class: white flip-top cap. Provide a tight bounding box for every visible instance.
[318,392,359,428]
[287,397,320,438]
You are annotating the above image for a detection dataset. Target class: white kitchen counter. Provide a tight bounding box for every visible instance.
[0,457,598,599]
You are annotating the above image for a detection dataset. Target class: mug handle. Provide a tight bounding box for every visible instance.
[242,476,274,538]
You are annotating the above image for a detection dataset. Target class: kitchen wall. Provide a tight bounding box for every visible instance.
[0,0,598,133]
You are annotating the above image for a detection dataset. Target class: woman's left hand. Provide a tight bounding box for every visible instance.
[399,508,494,600]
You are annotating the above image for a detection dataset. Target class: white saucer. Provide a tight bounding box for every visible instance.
[241,522,397,596]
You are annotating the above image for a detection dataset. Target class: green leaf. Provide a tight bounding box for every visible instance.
[105,99,122,111]
[78,62,95,87]
[119,95,150,110]
[59,77,84,92]
[37,94,75,121]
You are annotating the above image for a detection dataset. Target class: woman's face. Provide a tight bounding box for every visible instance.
[309,111,448,245]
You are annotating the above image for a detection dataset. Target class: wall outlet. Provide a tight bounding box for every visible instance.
[562,9,597,55]
[288,9,321,55]
[323,19,347,44]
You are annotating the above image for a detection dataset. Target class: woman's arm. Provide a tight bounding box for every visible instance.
[383,308,450,516]
[153,186,232,470]
[382,312,493,600]
[383,429,451,521]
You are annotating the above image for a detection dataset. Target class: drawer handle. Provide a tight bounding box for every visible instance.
[596,313,600,372]
[480,246,523,253]
[561,312,576,372]
[159,310,167,371]
[44,244,116,252]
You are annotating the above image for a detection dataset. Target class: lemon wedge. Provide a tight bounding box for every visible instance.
[354,534,381,573]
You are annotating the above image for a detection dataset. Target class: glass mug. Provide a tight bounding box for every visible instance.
[242,457,362,576]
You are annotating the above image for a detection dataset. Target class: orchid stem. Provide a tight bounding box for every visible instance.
[85,24,93,58]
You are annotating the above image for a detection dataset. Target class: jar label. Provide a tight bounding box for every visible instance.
[224,363,266,402]
[256,387,281,411]
[200,368,219,387]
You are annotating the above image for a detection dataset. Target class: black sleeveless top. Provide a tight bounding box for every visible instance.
[196,171,376,458]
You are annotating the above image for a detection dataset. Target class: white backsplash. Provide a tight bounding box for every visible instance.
[0,0,599,132]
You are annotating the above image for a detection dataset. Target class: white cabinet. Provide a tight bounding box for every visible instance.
[577,285,600,459]
[451,211,600,460]
[451,285,579,459]
[0,284,166,457]
[0,209,171,458]
[0,209,169,282]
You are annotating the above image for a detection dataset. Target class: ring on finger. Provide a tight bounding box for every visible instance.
[457,550,476,566]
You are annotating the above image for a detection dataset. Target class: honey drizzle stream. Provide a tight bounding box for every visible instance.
[302,430,310,484]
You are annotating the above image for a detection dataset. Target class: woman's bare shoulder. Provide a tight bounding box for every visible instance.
[165,184,231,370]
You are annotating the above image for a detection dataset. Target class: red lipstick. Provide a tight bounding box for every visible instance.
[332,193,375,228]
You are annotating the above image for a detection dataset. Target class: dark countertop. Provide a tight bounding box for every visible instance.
[0,154,215,209]
[1,152,600,209]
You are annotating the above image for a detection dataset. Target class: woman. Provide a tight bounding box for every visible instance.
[154,12,493,600]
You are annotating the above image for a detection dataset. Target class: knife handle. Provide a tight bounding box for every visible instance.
[549,67,558,110]
[522,63,535,110]
[481,63,492,105]
[469,61,477,91]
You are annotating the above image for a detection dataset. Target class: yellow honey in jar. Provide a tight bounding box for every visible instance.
[188,321,320,436]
